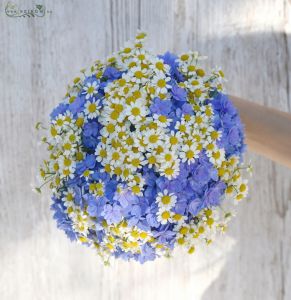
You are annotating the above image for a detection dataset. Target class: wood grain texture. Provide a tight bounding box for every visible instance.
[0,0,290,299]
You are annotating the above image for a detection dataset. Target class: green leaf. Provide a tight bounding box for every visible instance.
[35,122,42,130]
[225,212,232,218]
[34,187,42,194]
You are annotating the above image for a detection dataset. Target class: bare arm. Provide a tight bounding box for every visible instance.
[230,95,291,168]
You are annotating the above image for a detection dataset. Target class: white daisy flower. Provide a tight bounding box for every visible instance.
[151,74,171,94]
[60,166,75,179]
[157,151,178,166]
[126,99,149,123]
[153,114,172,128]
[208,148,225,166]
[62,140,76,156]
[174,120,190,136]
[165,131,183,150]
[145,151,158,168]
[149,58,170,74]
[108,149,124,167]
[72,211,89,236]
[127,152,146,171]
[180,144,200,164]
[159,161,180,179]
[156,190,177,210]
[129,66,149,84]
[84,99,101,119]
[52,114,66,130]
[58,155,75,171]
[156,208,173,225]
[143,128,164,149]
[83,81,99,99]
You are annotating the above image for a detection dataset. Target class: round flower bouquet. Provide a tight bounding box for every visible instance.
[37,33,251,264]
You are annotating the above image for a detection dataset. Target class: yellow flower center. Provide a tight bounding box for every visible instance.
[196,68,205,77]
[88,103,97,113]
[164,153,172,161]
[106,123,115,133]
[134,71,144,79]
[50,127,57,137]
[87,86,95,94]
[114,167,122,176]
[164,167,174,176]
[180,54,189,61]
[157,79,166,88]
[213,151,221,159]
[186,150,194,159]
[158,115,167,123]
[161,195,171,205]
[132,185,141,194]
[148,156,156,164]
[239,184,247,192]
[63,143,72,151]
[149,134,158,143]
[131,107,141,116]
[56,119,63,126]
[76,117,84,127]
[110,110,119,120]
[64,158,72,167]
[131,158,140,167]
[112,152,120,160]
[155,62,164,70]
[188,65,196,72]
[179,124,186,132]
[99,149,107,158]
[161,211,170,220]
[170,136,178,145]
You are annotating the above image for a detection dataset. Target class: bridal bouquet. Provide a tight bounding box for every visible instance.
[37,32,251,264]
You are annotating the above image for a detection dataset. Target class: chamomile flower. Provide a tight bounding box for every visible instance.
[180,144,200,163]
[156,190,177,210]
[84,99,101,119]
[185,78,204,94]
[83,81,99,99]
[158,151,178,166]
[145,151,158,168]
[108,148,125,167]
[152,75,171,95]
[175,120,190,136]
[126,99,149,123]
[206,127,222,142]
[127,152,146,171]
[60,167,75,179]
[62,189,75,204]
[58,155,75,171]
[95,143,108,162]
[143,129,163,149]
[208,148,225,166]
[166,131,183,150]
[159,161,180,179]
[237,180,249,199]
[157,208,173,225]
[72,211,89,236]
[53,114,66,130]
[129,66,149,84]
[150,58,170,74]
[62,140,76,156]
[153,114,172,128]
